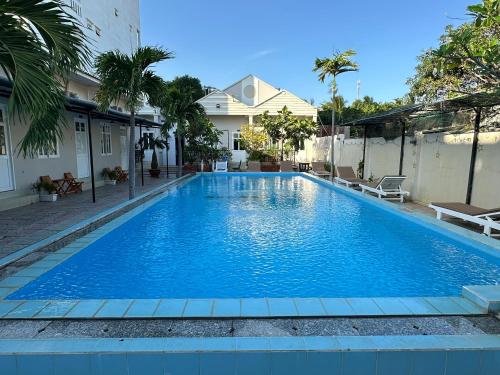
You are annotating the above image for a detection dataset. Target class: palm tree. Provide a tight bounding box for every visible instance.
[161,86,205,177]
[0,0,90,156]
[313,49,359,179]
[95,47,173,199]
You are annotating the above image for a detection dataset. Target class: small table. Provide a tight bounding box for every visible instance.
[298,162,310,172]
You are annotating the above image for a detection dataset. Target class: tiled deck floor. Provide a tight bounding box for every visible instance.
[0,173,182,260]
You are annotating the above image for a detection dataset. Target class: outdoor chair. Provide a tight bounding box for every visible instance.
[429,202,500,237]
[247,161,261,172]
[335,166,368,187]
[40,175,65,196]
[359,175,409,202]
[230,161,242,172]
[115,166,128,182]
[310,162,329,177]
[214,161,228,172]
[280,160,294,172]
[63,172,83,194]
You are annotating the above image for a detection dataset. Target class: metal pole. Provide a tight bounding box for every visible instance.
[466,108,481,205]
[86,111,96,203]
[165,135,169,178]
[139,123,144,186]
[398,120,406,176]
[330,76,336,180]
[361,125,367,179]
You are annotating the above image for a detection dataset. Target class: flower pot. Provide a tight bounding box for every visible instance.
[39,193,58,202]
[104,179,117,185]
[149,169,161,177]
[182,164,196,173]
[261,162,280,172]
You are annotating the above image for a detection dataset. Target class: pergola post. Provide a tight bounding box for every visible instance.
[398,120,406,176]
[139,122,144,186]
[466,108,481,205]
[361,125,367,179]
[86,111,96,203]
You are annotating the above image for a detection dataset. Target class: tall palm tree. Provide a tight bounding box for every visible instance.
[160,86,205,177]
[0,0,90,156]
[313,49,359,179]
[95,47,173,199]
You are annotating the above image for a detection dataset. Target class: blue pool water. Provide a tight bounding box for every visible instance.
[9,174,500,299]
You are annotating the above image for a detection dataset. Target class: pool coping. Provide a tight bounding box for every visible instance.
[0,172,498,320]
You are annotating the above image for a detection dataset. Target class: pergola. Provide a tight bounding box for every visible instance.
[0,78,163,203]
[339,91,500,204]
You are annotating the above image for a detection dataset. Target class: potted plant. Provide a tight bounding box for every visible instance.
[33,181,58,202]
[149,148,161,177]
[101,168,118,185]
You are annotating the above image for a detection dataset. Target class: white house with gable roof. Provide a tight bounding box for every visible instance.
[196,75,318,162]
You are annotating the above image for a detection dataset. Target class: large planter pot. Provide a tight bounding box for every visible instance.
[261,162,280,172]
[183,164,197,173]
[104,179,117,185]
[200,164,212,172]
[149,169,161,178]
[39,193,58,202]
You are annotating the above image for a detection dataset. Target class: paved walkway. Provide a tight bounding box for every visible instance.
[0,173,182,260]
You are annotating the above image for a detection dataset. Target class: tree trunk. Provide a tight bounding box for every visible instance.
[128,111,136,199]
[330,76,336,180]
[176,129,182,178]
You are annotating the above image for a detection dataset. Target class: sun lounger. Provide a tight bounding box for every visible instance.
[429,202,500,237]
[214,161,228,172]
[359,175,409,202]
[40,175,65,196]
[115,166,128,182]
[335,166,367,187]
[310,162,330,177]
[280,160,294,172]
[247,161,261,172]
[63,172,83,194]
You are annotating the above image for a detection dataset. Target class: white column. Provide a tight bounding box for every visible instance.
[248,115,253,125]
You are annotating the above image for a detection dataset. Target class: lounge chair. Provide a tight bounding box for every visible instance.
[359,175,409,202]
[115,166,128,182]
[63,172,83,194]
[230,161,242,172]
[40,175,65,196]
[214,161,228,172]
[310,162,330,177]
[247,161,261,172]
[280,160,294,172]
[429,202,500,237]
[335,166,367,187]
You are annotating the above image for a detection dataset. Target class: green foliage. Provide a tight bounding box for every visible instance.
[32,180,56,193]
[240,124,269,158]
[283,117,317,150]
[95,47,173,112]
[313,49,359,83]
[183,115,223,162]
[0,0,91,157]
[101,168,118,180]
[407,0,499,101]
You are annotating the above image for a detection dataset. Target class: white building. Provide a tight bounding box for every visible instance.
[0,0,148,211]
[196,75,318,162]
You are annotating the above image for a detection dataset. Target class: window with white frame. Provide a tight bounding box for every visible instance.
[38,137,59,159]
[100,123,112,155]
[232,131,244,151]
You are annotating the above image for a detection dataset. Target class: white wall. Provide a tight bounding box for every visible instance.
[307,131,500,208]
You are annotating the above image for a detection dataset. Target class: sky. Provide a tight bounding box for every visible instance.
[140,0,474,106]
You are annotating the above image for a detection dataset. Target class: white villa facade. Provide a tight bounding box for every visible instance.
[196,75,318,162]
[0,0,145,211]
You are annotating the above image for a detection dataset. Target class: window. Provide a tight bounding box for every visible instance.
[233,131,244,151]
[38,138,59,159]
[100,123,112,155]
[299,139,305,151]
[0,110,6,156]
[142,132,154,150]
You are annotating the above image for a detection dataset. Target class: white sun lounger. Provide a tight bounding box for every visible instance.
[214,161,228,172]
[310,162,330,177]
[428,202,500,237]
[359,175,409,202]
[334,166,367,187]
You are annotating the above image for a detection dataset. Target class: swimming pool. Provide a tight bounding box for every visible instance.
[8,173,500,300]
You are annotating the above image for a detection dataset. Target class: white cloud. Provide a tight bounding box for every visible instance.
[247,49,275,60]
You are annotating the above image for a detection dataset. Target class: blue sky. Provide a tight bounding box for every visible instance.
[141,0,473,106]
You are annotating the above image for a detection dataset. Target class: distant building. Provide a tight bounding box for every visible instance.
[0,0,151,211]
[196,75,318,162]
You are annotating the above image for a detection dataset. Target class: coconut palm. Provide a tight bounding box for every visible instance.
[161,86,205,177]
[95,47,173,199]
[313,49,359,179]
[0,0,90,156]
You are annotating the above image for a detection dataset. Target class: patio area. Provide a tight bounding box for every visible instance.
[0,172,184,261]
